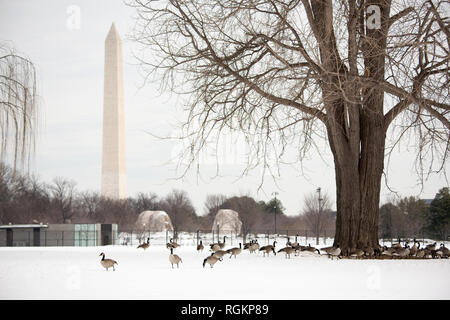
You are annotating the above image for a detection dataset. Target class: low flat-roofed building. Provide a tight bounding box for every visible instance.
[0,223,118,247]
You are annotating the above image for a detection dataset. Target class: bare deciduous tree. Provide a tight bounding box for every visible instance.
[49,177,77,223]
[222,195,263,241]
[130,0,449,251]
[302,190,334,245]
[0,44,39,174]
[203,193,228,216]
[161,189,197,233]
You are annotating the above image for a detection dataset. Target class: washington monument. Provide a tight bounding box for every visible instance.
[101,23,126,199]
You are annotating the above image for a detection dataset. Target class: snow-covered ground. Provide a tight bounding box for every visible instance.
[0,243,449,300]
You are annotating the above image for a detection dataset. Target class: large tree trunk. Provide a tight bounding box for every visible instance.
[331,121,385,252]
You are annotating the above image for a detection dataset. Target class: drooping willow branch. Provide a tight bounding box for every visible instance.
[0,43,38,175]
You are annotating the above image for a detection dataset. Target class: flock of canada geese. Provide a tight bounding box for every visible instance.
[98,235,450,271]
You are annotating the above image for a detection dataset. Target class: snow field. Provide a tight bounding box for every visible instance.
[0,244,449,300]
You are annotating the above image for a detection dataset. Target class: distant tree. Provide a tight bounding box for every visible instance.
[161,189,197,233]
[379,196,429,241]
[133,192,160,212]
[301,191,334,245]
[426,187,450,240]
[79,191,102,222]
[260,198,285,216]
[0,44,39,174]
[0,163,13,224]
[203,194,228,216]
[221,195,263,241]
[396,196,428,237]
[379,202,397,239]
[49,177,77,223]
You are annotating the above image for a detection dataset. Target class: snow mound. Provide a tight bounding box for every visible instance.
[212,209,242,234]
[135,210,173,231]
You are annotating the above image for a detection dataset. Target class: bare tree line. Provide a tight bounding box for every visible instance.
[2,162,447,242]
[0,162,333,234]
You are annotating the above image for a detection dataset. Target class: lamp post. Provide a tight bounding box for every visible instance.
[272,192,279,235]
[316,187,323,245]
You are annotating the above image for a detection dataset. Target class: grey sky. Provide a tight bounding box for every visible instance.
[0,0,448,216]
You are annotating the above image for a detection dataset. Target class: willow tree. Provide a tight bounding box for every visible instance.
[130,0,449,252]
[0,43,38,174]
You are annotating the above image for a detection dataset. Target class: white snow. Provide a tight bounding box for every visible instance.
[1,242,449,300]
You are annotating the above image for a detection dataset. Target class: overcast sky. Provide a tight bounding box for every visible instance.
[0,0,448,216]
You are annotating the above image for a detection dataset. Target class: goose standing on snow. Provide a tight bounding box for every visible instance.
[197,240,204,253]
[438,243,450,258]
[169,248,182,268]
[347,248,365,259]
[203,253,222,268]
[167,238,180,250]
[425,242,437,251]
[259,241,277,257]
[278,246,295,259]
[137,237,150,250]
[227,243,242,259]
[324,245,341,260]
[249,240,260,253]
[302,244,320,254]
[99,252,118,271]
[393,243,410,258]
[210,236,227,252]
[409,239,419,257]
[286,237,292,247]
[212,249,228,260]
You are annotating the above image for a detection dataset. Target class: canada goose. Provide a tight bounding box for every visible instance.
[291,234,299,248]
[213,249,227,259]
[203,253,222,268]
[373,245,382,257]
[426,242,437,251]
[409,240,419,257]
[302,244,320,254]
[431,249,440,259]
[210,236,227,252]
[243,239,253,250]
[171,238,180,248]
[363,247,375,257]
[381,246,396,258]
[243,240,253,250]
[137,237,150,250]
[291,243,301,256]
[393,244,410,258]
[286,237,292,247]
[219,236,227,249]
[348,248,365,259]
[169,248,182,268]
[259,241,277,257]
[391,238,402,249]
[166,238,179,250]
[197,240,204,253]
[319,246,334,255]
[325,245,341,260]
[99,253,118,271]
[438,244,450,258]
[320,245,337,259]
[278,246,295,259]
[416,249,426,259]
[227,243,242,259]
[244,240,258,253]
[249,240,260,253]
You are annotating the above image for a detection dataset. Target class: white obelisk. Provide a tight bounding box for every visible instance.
[101,23,126,199]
